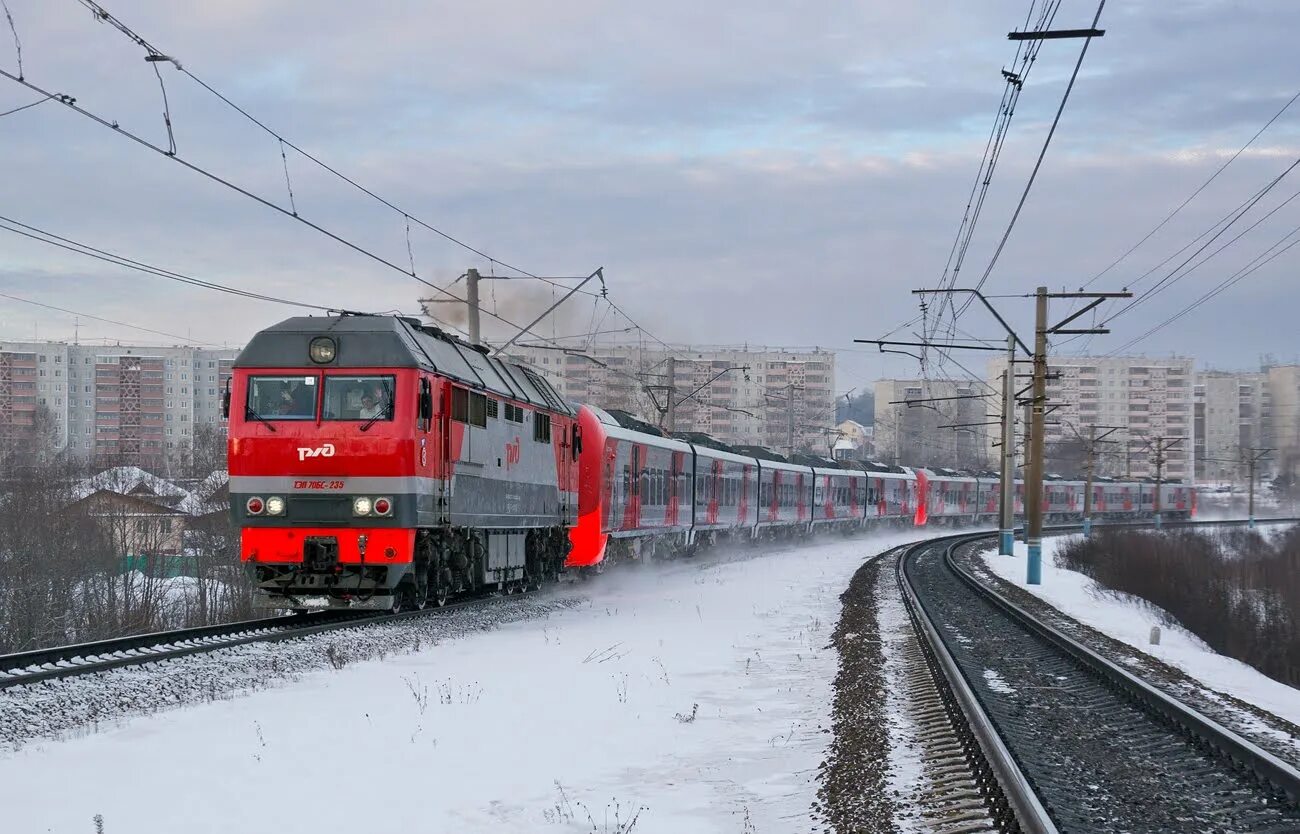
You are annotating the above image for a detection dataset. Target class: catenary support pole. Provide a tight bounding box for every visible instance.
[1083,424,1096,537]
[465,268,481,347]
[1026,286,1048,585]
[999,336,1016,555]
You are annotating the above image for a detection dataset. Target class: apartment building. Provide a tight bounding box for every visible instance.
[1194,371,1271,483]
[1269,365,1300,481]
[987,355,1196,481]
[506,344,836,454]
[0,340,238,467]
[872,379,987,469]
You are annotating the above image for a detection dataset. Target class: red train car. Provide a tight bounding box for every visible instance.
[228,315,577,610]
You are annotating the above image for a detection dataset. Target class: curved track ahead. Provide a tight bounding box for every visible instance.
[899,530,1300,833]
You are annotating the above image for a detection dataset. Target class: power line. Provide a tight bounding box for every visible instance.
[0,66,584,351]
[1082,87,1300,289]
[1105,221,1300,354]
[70,0,599,300]
[1101,156,1300,324]
[931,0,1060,343]
[0,213,347,313]
[0,92,49,118]
[963,1,1107,308]
[0,290,216,345]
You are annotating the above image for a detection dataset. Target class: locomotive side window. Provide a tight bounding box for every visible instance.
[504,403,524,423]
[247,375,317,420]
[534,412,551,443]
[322,375,394,421]
[450,387,487,428]
[485,398,499,420]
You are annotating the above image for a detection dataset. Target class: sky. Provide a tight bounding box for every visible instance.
[1,0,1298,397]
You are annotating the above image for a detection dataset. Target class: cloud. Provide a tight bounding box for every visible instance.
[1,0,1299,391]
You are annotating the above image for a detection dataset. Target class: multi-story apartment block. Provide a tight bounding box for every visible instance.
[506,344,836,455]
[987,355,1196,481]
[1194,371,1271,483]
[872,379,987,469]
[0,340,238,468]
[1268,365,1300,481]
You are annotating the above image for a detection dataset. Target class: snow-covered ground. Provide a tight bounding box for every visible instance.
[981,537,1300,728]
[1,530,928,834]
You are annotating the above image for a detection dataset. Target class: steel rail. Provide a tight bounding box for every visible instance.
[0,594,520,691]
[943,530,1300,805]
[897,533,1059,834]
[897,517,1300,832]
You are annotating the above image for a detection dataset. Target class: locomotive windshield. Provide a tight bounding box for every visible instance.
[322,375,394,421]
[246,375,318,420]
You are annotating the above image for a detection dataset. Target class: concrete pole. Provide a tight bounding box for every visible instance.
[465,268,482,347]
[999,337,1016,555]
[1154,437,1165,530]
[664,355,677,433]
[786,382,795,457]
[1248,452,1256,529]
[1083,424,1096,537]
[1026,286,1048,585]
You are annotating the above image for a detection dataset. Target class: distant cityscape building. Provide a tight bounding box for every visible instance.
[0,340,238,468]
[505,343,836,454]
[1267,365,1300,482]
[1194,371,1271,484]
[986,355,1196,481]
[872,379,986,469]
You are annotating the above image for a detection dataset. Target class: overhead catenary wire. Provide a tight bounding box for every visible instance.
[0,66,584,351]
[1082,87,1300,289]
[1100,155,1300,325]
[954,0,1107,327]
[930,0,1060,344]
[1105,221,1300,355]
[70,0,598,299]
[0,213,348,313]
[0,290,218,345]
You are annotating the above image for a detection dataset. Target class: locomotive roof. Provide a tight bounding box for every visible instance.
[235,315,571,413]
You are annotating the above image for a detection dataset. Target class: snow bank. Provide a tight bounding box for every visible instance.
[1,530,928,833]
[981,538,1300,728]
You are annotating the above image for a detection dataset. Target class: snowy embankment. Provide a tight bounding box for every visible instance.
[1,531,926,834]
[981,537,1300,730]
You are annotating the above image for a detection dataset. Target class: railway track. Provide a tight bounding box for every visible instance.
[896,529,1300,833]
[0,595,511,691]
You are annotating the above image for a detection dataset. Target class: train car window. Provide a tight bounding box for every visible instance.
[533,412,551,443]
[322,375,394,421]
[485,398,499,420]
[451,387,469,423]
[246,375,318,420]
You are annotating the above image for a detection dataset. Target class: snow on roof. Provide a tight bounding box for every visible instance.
[71,467,228,516]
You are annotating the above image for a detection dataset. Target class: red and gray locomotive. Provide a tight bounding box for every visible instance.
[227,315,578,611]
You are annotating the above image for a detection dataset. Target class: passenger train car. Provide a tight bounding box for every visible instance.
[229,315,1195,610]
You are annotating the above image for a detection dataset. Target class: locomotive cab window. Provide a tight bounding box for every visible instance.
[323,375,395,421]
[246,375,318,420]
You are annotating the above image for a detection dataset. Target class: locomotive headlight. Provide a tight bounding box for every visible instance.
[352,496,373,517]
[265,496,286,516]
[246,496,265,516]
[309,336,337,364]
